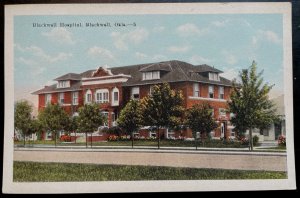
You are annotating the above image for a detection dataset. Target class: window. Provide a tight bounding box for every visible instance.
[149,86,154,95]
[142,71,160,80]
[131,87,140,100]
[59,93,64,105]
[112,87,119,106]
[219,86,224,99]
[193,83,200,97]
[95,89,109,103]
[211,109,215,117]
[72,92,78,105]
[57,80,70,88]
[208,85,214,98]
[208,73,220,81]
[45,94,51,105]
[111,112,117,126]
[219,108,226,117]
[85,90,92,104]
[114,92,118,101]
[101,111,109,126]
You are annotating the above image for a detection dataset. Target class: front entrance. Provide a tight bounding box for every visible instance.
[220,122,227,138]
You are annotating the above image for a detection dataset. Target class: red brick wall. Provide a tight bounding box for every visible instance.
[38,94,45,110]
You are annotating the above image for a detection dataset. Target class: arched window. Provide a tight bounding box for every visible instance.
[85,89,92,104]
[112,87,119,106]
[95,89,109,103]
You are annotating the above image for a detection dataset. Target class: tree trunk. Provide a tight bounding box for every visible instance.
[54,131,57,147]
[85,132,88,148]
[75,131,77,144]
[90,132,92,148]
[249,128,253,151]
[131,132,134,149]
[23,132,26,147]
[157,127,160,149]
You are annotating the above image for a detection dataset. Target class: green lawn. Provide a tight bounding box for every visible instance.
[13,161,287,182]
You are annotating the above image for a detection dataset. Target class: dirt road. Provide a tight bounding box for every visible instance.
[13,149,287,171]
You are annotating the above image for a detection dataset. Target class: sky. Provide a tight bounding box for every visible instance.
[14,14,284,107]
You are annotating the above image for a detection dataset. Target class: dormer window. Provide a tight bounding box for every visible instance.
[57,80,70,88]
[142,71,160,80]
[209,73,220,81]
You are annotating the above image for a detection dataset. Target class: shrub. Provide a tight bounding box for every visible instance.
[278,135,286,146]
[60,134,71,142]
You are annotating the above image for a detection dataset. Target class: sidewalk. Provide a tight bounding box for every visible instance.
[14,146,286,156]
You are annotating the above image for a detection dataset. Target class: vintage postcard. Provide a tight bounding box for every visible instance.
[3,3,295,193]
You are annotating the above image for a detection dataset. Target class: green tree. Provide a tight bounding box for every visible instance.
[185,103,218,149]
[27,118,43,144]
[117,99,143,148]
[141,83,184,149]
[38,104,69,147]
[228,61,278,150]
[14,100,33,146]
[65,115,79,143]
[77,103,105,148]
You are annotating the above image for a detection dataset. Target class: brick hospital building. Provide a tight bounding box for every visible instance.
[32,60,234,140]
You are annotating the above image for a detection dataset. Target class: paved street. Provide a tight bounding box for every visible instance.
[14,149,287,171]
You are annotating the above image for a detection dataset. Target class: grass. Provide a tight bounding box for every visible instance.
[13,161,287,182]
[256,145,286,150]
[14,139,251,148]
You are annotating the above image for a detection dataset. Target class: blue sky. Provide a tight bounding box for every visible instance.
[14,14,283,107]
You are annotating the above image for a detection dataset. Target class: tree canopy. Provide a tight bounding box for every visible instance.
[186,103,217,141]
[77,103,105,133]
[140,83,184,148]
[38,104,69,146]
[14,100,33,137]
[117,99,143,147]
[228,61,279,150]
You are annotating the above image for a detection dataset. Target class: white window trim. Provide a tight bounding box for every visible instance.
[209,73,220,81]
[208,85,214,98]
[72,92,79,105]
[111,87,119,106]
[95,89,109,104]
[101,111,109,126]
[57,80,70,88]
[193,83,200,97]
[85,90,92,104]
[131,87,140,100]
[219,108,227,117]
[219,86,224,99]
[59,93,64,105]
[45,94,51,105]
[142,71,160,80]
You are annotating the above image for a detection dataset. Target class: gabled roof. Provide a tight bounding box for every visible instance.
[194,64,223,73]
[31,81,82,95]
[139,62,172,72]
[54,73,81,81]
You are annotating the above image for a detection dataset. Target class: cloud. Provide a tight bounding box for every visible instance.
[168,46,190,53]
[111,28,149,50]
[252,30,282,47]
[152,54,167,61]
[222,51,238,65]
[15,45,72,63]
[16,57,45,75]
[258,30,282,44]
[152,26,165,33]
[42,27,75,44]
[220,67,239,81]
[211,19,229,27]
[176,23,209,37]
[190,55,212,64]
[135,52,148,59]
[87,46,114,60]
